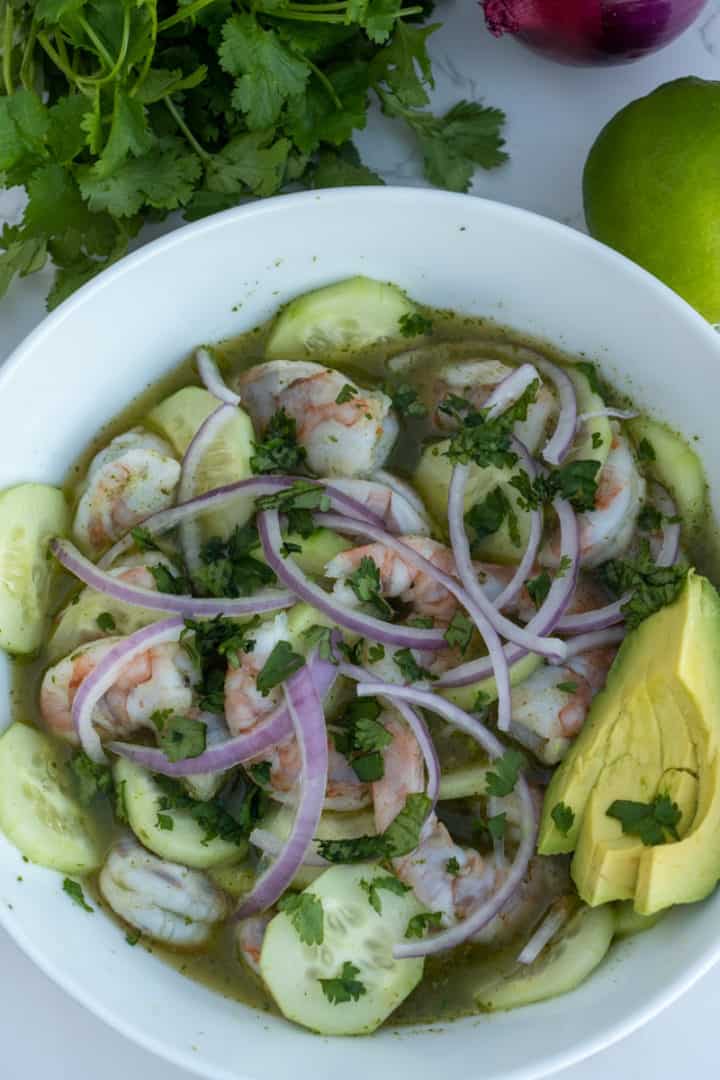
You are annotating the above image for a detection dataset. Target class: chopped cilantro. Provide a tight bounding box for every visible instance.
[68,751,113,806]
[256,641,305,695]
[96,611,116,633]
[407,615,434,628]
[473,690,491,718]
[445,856,461,876]
[511,459,601,513]
[385,382,428,418]
[393,647,436,683]
[607,793,681,846]
[249,761,273,786]
[575,361,602,396]
[367,643,386,663]
[156,812,174,831]
[319,962,366,1005]
[278,892,324,945]
[256,481,331,538]
[251,409,307,474]
[550,801,575,836]
[557,681,578,694]
[485,749,525,798]
[638,506,663,532]
[151,709,207,763]
[600,542,688,629]
[480,812,507,841]
[302,624,338,663]
[346,556,393,618]
[557,555,572,578]
[335,384,357,404]
[637,437,656,463]
[444,611,473,654]
[465,487,514,545]
[339,638,365,665]
[398,312,433,337]
[115,778,129,824]
[353,714,393,753]
[405,911,443,938]
[526,571,551,609]
[155,775,262,847]
[195,523,275,598]
[334,698,390,782]
[182,615,259,712]
[131,526,160,553]
[360,874,410,914]
[63,878,93,913]
[149,563,191,595]
[317,792,431,863]
[591,431,604,450]
[125,929,141,946]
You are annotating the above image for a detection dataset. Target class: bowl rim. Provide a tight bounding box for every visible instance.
[2,185,720,1080]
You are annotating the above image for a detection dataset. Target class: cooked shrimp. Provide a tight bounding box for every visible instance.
[99,836,229,948]
[73,429,181,555]
[248,735,370,811]
[373,714,565,941]
[40,637,197,743]
[224,613,290,736]
[510,644,618,765]
[328,472,431,535]
[237,361,398,477]
[542,431,646,569]
[325,536,460,624]
[425,359,556,454]
[236,913,272,975]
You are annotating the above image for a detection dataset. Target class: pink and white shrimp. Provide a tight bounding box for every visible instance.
[249,735,370,811]
[237,361,398,477]
[542,430,646,569]
[373,714,565,943]
[236,913,273,975]
[224,613,291,736]
[328,471,431,535]
[73,429,181,556]
[40,636,197,744]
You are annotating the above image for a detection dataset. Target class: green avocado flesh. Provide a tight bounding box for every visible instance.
[538,572,720,915]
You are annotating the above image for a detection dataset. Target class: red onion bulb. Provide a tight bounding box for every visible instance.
[483,0,708,65]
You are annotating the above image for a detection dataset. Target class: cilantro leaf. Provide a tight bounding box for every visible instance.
[485,749,525,798]
[96,611,116,633]
[393,647,436,683]
[310,146,384,189]
[68,751,113,805]
[302,624,338,662]
[385,382,428,418]
[607,793,681,846]
[370,21,438,108]
[398,311,433,337]
[445,856,461,876]
[249,761,272,786]
[195,524,274,599]
[62,878,93,913]
[317,792,430,862]
[405,910,443,938]
[151,710,207,763]
[319,961,367,1005]
[360,874,410,914]
[346,556,393,618]
[78,137,202,218]
[465,487,511,543]
[480,812,507,841]
[219,14,310,129]
[443,611,473,655]
[251,408,307,474]
[637,437,656,463]
[336,384,358,404]
[278,892,324,945]
[550,801,575,836]
[600,542,688,630]
[206,130,291,198]
[256,641,305,695]
[557,681,578,693]
[526,570,551,609]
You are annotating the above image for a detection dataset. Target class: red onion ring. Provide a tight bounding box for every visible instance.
[234,665,329,918]
[517,898,572,965]
[257,508,449,651]
[437,497,579,687]
[109,647,339,776]
[482,363,540,420]
[196,347,241,407]
[558,626,625,660]
[577,407,638,425]
[447,465,565,664]
[52,538,295,618]
[249,827,329,867]
[72,616,185,763]
[97,474,384,570]
[554,598,625,635]
[178,402,239,574]
[493,438,543,612]
[535,358,577,466]
[652,483,681,568]
[353,682,537,959]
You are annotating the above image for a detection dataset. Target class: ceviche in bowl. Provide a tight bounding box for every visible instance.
[1,190,720,1079]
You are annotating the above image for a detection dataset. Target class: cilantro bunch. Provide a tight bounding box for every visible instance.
[0,0,507,308]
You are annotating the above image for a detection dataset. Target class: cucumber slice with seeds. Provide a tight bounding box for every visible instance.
[260,864,424,1035]
[0,724,105,873]
[0,483,69,654]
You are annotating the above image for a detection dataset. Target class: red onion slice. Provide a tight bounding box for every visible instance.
[437,497,579,687]
[52,539,295,618]
[559,626,625,660]
[315,510,513,728]
[234,665,329,917]
[577,407,638,425]
[178,402,239,574]
[493,439,543,612]
[483,363,540,420]
[97,474,384,570]
[72,616,185,763]
[109,647,339,776]
[535,358,577,466]
[554,598,625,635]
[354,682,537,959]
[249,827,329,867]
[447,464,565,665]
[196,347,241,407]
[653,483,681,568]
[517,899,572,965]
[257,509,448,651]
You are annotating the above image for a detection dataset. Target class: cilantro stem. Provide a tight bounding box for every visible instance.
[19,21,37,91]
[158,0,220,32]
[267,5,422,21]
[77,16,115,72]
[304,57,343,110]
[84,9,131,87]
[2,1,14,96]
[37,32,89,93]
[131,5,158,99]
[164,97,211,162]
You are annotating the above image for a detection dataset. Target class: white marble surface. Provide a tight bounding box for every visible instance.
[3,2,720,1076]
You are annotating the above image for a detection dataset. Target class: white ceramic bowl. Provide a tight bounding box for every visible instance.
[1,188,719,1080]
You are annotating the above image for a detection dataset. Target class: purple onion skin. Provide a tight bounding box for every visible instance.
[483,0,708,65]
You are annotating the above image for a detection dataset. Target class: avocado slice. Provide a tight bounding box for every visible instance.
[539,572,720,914]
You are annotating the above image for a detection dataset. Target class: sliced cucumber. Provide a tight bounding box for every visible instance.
[147,386,257,541]
[47,585,162,664]
[114,758,248,870]
[628,416,707,534]
[265,277,417,359]
[440,652,542,712]
[0,723,106,873]
[260,864,424,1034]
[284,528,352,578]
[474,904,615,1012]
[613,901,665,940]
[0,484,69,654]
[208,861,256,898]
[413,441,531,563]
[259,804,377,888]
[438,764,491,800]
[567,367,612,469]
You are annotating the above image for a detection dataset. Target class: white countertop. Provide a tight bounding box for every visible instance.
[3,3,720,1076]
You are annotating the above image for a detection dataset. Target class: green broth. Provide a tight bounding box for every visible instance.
[9,300,719,1030]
